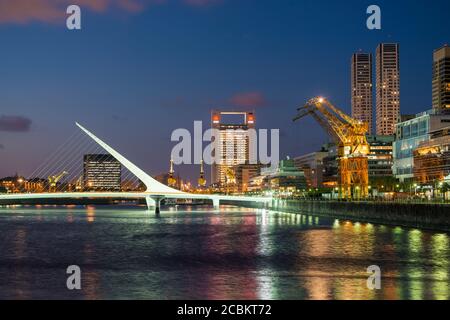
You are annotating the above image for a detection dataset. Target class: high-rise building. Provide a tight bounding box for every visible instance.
[83,154,121,191]
[432,45,450,113]
[351,52,373,133]
[211,111,255,186]
[376,43,400,135]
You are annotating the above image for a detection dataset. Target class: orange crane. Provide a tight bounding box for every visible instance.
[293,97,369,199]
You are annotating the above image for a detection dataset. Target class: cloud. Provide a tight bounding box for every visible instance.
[230,91,266,108]
[0,0,160,24]
[0,143,4,150]
[182,0,221,7]
[0,115,32,132]
[0,0,221,24]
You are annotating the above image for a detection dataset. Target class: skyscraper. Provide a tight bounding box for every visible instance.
[432,45,450,113]
[83,154,121,191]
[351,52,373,133]
[376,43,400,135]
[211,111,255,186]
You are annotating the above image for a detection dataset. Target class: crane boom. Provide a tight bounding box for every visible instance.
[293,97,369,199]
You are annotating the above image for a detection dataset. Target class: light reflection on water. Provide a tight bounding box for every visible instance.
[0,205,449,300]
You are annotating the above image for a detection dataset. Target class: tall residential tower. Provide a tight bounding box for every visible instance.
[376,43,400,135]
[351,52,373,133]
[432,45,450,113]
[211,110,255,186]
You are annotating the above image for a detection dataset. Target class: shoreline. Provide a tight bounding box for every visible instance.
[224,199,450,233]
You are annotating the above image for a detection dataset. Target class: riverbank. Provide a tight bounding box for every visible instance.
[225,199,450,232]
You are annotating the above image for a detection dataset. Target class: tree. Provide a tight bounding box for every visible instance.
[442,183,450,201]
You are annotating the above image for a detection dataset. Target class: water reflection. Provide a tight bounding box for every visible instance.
[0,206,448,300]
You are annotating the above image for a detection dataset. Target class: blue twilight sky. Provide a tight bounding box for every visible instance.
[0,0,449,182]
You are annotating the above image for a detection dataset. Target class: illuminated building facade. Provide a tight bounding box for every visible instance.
[414,126,450,184]
[235,163,263,193]
[211,110,255,188]
[376,43,400,135]
[83,154,121,191]
[294,150,328,188]
[393,110,450,182]
[0,175,46,193]
[432,45,450,113]
[367,135,394,178]
[351,52,373,133]
[262,159,307,193]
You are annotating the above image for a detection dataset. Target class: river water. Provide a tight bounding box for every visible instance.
[0,205,448,300]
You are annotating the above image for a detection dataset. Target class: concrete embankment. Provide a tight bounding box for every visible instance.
[224,199,450,232]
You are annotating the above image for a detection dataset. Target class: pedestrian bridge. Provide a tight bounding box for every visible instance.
[0,123,271,213]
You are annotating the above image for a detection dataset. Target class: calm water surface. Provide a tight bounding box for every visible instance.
[0,205,448,300]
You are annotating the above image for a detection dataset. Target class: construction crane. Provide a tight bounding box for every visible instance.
[225,167,236,185]
[48,171,68,193]
[293,97,369,199]
[224,166,236,195]
[167,159,177,188]
[198,160,206,187]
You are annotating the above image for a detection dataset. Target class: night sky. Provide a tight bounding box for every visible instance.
[1,0,449,182]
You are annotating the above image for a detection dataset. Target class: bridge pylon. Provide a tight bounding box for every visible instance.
[146,195,165,215]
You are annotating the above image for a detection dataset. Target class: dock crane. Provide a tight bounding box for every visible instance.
[48,171,68,193]
[293,97,369,199]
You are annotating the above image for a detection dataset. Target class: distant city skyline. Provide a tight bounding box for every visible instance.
[1,0,449,183]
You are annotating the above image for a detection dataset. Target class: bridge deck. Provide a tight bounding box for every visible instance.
[0,192,271,203]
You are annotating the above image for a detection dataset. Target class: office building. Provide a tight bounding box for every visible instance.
[414,126,450,184]
[367,135,394,178]
[235,163,263,193]
[393,110,450,182]
[262,159,307,193]
[376,43,400,135]
[432,45,450,113]
[83,154,121,191]
[211,110,256,186]
[294,150,328,188]
[351,52,373,133]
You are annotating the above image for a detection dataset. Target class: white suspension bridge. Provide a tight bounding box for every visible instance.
[0,123,271,214]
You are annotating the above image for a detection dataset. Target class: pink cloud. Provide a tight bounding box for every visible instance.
[0,0,222,24]
[0,0,161,24]
[182,0,221,7]
[230,91,266,108]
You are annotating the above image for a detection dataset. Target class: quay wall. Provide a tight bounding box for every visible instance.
[224,199,450,232]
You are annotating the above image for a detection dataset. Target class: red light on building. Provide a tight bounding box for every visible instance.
[212,115,220,124]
